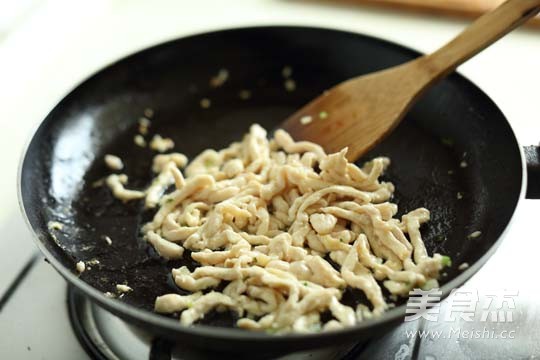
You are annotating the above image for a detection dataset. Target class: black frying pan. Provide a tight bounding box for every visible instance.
[18,26,529,357]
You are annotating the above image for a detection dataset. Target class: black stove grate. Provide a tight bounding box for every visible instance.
[67,286,369,360]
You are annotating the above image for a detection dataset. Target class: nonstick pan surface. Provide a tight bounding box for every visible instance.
[19,26,523,354]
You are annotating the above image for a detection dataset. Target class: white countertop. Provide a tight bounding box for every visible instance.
[0,1,539,358]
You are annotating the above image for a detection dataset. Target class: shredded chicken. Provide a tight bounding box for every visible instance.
[134,134,147,147]
[150,134,175,153]
[104,154,124,171]
[105,174,145,201]
[107,124,448,333]
[155,292,203,313]
[139,117,151,135]
[152,153,188,173]
[116,284,133,293]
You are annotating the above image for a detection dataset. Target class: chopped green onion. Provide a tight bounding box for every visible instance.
[435,235,445,242]
[441,137,454,146]
[421,279,439,291]
[441,255,452,267]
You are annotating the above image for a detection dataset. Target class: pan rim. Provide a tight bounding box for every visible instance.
[16,24,526,344]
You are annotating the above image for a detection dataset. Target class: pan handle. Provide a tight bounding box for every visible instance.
[524,145,540,199]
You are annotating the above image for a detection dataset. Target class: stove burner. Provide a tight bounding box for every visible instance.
[67,286,368,360]
[67,286,149,359]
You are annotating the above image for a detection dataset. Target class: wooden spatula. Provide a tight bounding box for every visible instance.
[281,0,540,160]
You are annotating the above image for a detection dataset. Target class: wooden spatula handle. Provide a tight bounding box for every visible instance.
[420,0,540,80]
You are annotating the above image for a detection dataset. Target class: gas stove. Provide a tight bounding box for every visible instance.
[67,285,366,359]
[1,1,540,359]
[0,201,538,359]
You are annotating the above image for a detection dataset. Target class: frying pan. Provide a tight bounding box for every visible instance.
[18,26,532,358]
